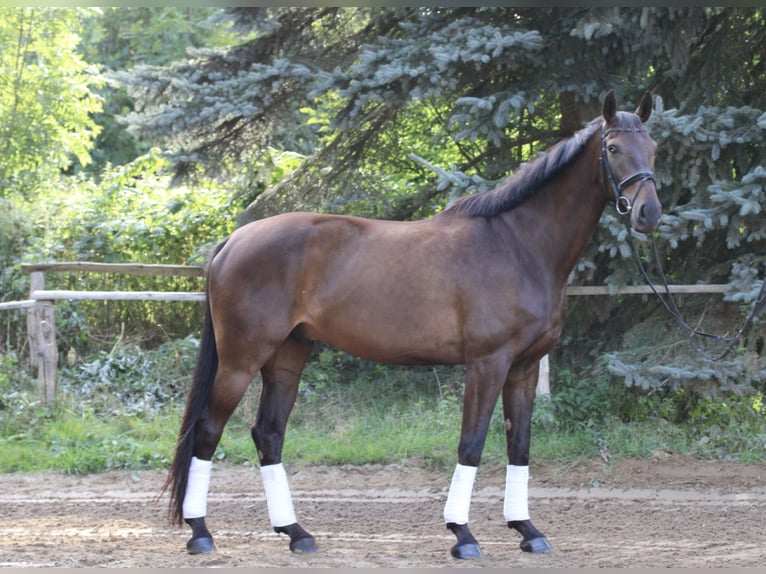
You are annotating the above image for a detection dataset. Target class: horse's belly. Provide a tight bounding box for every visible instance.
[301,309,465,366]
[322,336,463,366]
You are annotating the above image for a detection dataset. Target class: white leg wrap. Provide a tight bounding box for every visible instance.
[261,463,297,527]
[443,463,477,525]
[504,464,530,522]
[182,456,212,519]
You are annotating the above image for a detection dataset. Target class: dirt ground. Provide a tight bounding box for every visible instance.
[1,454,764,568]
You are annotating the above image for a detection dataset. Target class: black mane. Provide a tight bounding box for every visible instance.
[444,118,603,218]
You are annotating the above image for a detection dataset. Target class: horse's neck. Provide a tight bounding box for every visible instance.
[499,143,606,288]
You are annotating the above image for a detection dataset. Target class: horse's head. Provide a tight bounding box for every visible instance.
[600,90,661,233]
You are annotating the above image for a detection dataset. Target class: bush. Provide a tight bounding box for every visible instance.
[58,336,199,415]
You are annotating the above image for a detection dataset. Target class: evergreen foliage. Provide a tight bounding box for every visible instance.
[78,7,236,171]
[119,7,766,396]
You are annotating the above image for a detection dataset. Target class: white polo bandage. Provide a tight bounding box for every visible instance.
[261,463,297,527]
[443,463,477,525]
[183,456,213,519]
[504,464,530,521]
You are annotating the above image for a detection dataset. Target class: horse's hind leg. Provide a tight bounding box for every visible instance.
[502,361,552,553]
[252,335,318,553]
[184,366,255,553]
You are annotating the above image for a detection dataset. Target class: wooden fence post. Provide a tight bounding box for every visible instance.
[536,354,550,396]
[27,271,58,404]
[27,272,43,369]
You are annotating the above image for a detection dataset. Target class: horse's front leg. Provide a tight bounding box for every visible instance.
[252,337,318,554]
[502,360,553,553]
[445,353,511,559]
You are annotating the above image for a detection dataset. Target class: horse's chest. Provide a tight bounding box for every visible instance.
[463,283,565,348]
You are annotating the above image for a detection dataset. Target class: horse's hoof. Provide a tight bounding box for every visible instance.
[450,542,483,559]
[521,536,552,554]
[186,536,216,554]
[274,523,319,554]
[446,522,482,559]
[290,535,319,553]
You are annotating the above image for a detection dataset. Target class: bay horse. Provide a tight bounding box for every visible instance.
[165,90,661,559]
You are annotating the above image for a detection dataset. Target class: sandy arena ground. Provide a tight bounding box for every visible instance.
[1,454,764,568]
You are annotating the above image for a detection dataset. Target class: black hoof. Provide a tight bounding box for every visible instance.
[450,542,483,559]
[289,535,319,553]
[521,536,553,554]
[186,536,216,554]
[274,523,318,554]
[446,522,482,560]
[509,519,552,554]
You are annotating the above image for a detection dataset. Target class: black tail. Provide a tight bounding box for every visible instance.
[162,240,227,525]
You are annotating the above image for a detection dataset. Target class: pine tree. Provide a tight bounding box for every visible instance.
[119,7,766,396]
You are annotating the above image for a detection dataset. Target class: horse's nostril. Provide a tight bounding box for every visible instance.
[636,200,662,231]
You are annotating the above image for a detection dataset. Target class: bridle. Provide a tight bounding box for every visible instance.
[598,122,766,361]
[599,123,656,218]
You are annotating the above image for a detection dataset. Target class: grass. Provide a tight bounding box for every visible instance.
[0,401,180,473]
[0,391,756,475]
[1,345,764,474]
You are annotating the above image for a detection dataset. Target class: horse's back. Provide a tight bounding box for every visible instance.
[206,212,476,363]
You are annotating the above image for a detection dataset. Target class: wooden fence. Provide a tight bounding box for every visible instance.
[2,261,728,404]
[18,262,204,404]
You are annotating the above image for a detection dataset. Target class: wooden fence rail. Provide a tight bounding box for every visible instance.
[20,261,205,277]
[0,300,37,311]
[30,290,205,302]
[1,261,729,404]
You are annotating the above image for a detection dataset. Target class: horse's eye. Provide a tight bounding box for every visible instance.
[607,145,618,154]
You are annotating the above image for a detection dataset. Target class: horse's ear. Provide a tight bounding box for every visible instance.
[602,90,617,123]
[636,91,653,123]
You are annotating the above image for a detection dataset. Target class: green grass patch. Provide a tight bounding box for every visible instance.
[0,400,179,473]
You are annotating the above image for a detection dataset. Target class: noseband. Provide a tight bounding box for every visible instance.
[600,124,656,217]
